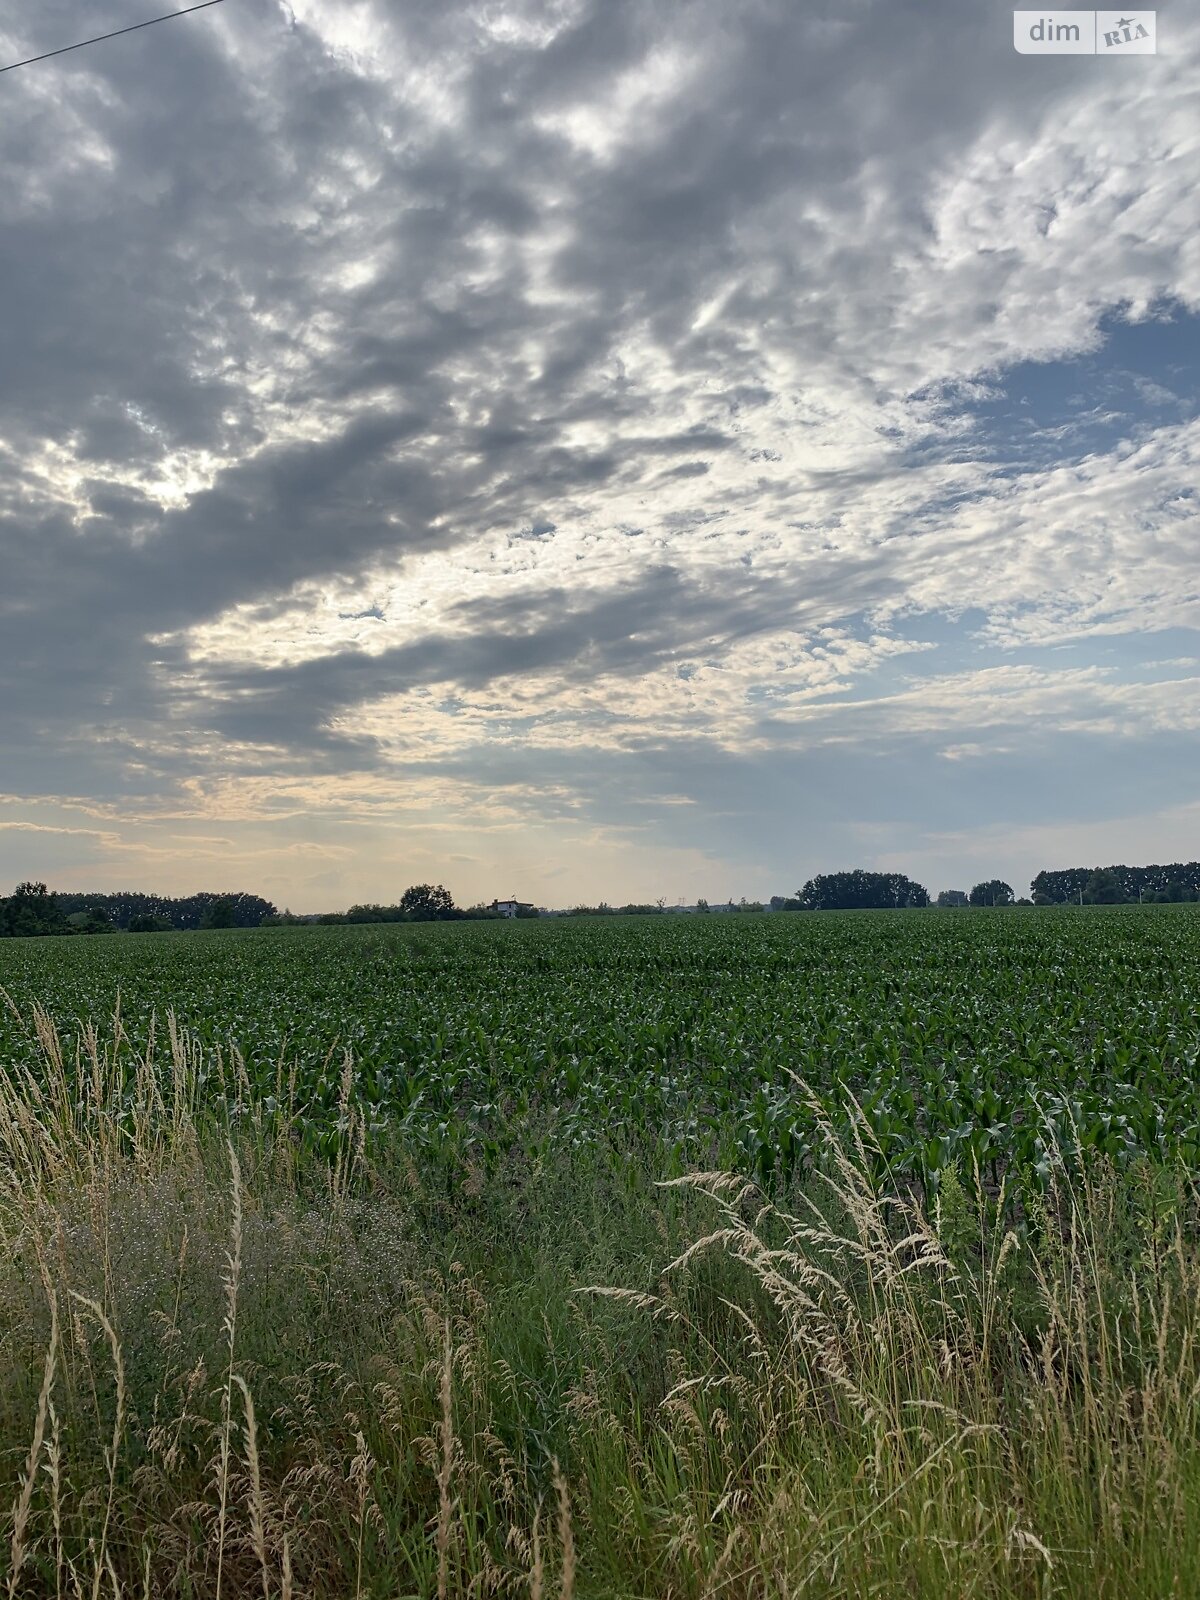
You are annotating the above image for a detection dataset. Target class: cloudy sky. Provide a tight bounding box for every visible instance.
[1,0,1197,910]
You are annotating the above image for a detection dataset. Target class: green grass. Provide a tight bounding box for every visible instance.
[1,908,1200,1595]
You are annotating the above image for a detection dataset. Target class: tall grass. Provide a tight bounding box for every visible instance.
[0,1006,1198,1596]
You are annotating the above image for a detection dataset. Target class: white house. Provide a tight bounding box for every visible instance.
[491,898,535,918]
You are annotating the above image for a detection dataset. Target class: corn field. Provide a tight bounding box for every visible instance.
[1,908,1199,1596]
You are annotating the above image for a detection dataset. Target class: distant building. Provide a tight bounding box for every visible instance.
[491,898,536,918]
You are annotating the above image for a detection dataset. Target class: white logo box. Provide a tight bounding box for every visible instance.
[1013,11,1156,54]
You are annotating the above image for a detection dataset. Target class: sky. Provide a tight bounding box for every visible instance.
[0,0,1198,911]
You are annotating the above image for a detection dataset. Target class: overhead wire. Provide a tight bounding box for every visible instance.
[1,0,228,76]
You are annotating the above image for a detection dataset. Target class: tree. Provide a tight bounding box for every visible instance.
[345,903,391,923]
[398,883,457,921]
[0,881,68,938]
[1083,868,1125,905]
[200,896,236,929]
[936,890,969,908]
[695,898,709,913]
[66,908,113,935]
[969,880,1014,907]
[190,891,276,929]
[796,870,930,911]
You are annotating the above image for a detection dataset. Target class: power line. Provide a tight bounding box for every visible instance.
[1,0,228,76]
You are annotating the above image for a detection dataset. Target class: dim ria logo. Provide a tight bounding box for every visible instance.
[1014,11,1157,53]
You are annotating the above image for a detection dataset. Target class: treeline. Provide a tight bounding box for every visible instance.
[1031,862,1200,904]
[0,882,495,938]
[565,902,681,916]
[771,864,1200,912]
[7,863,1199,941]
[55,890,277,930]
[312,885,497,924]
[0,884,277,937]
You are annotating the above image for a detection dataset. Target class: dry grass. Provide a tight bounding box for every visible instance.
[0,1005,1198,1597]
